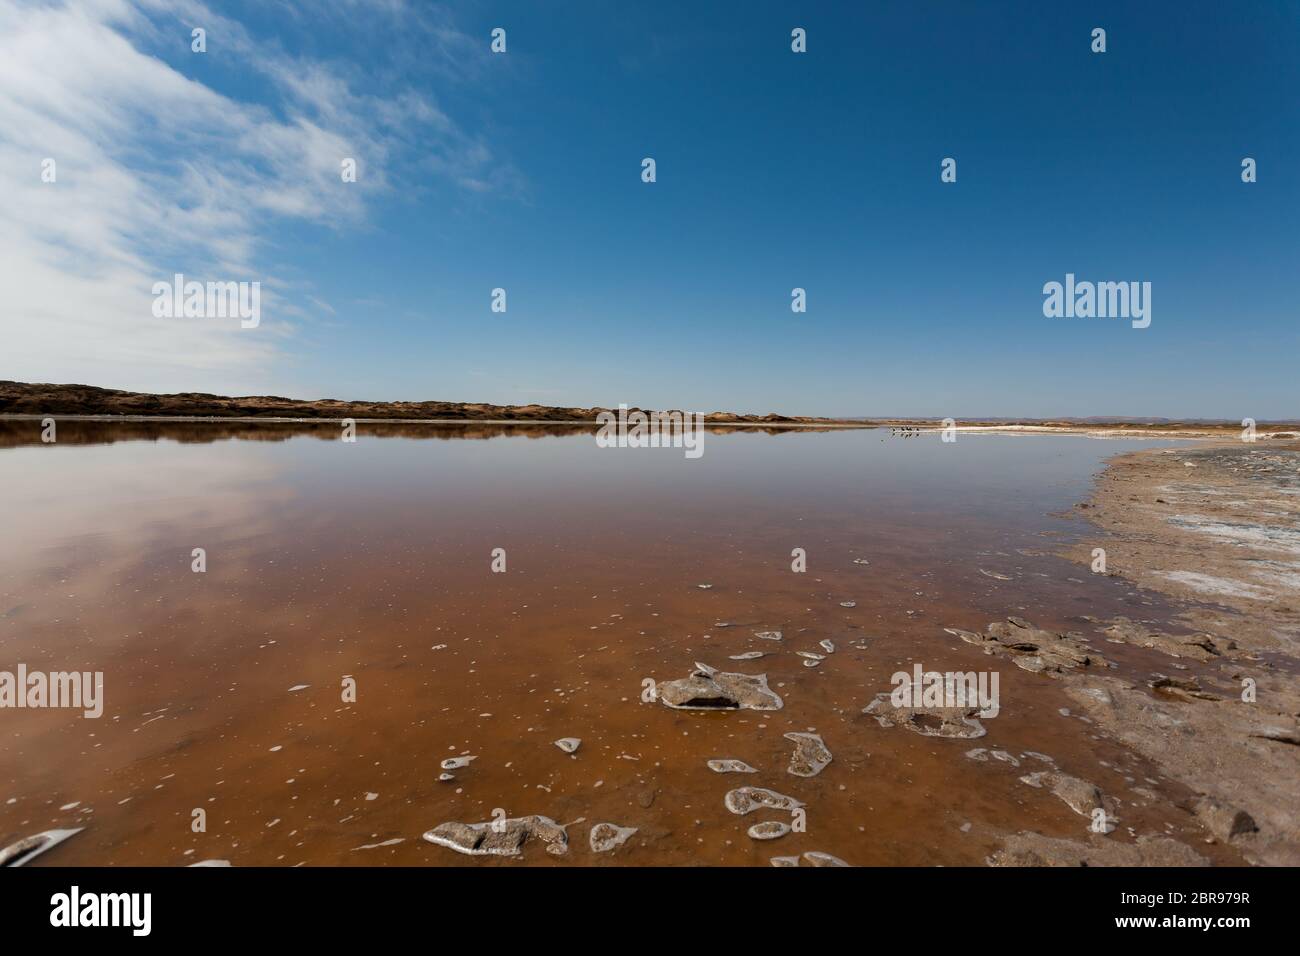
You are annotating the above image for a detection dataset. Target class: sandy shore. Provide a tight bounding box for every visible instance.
[919,424,1300,440]
[1045,438,1300,865]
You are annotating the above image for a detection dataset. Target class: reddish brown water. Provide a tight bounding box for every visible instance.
[0,421,1229,865]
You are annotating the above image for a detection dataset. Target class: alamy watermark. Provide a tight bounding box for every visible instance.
[0,665,103,718]
[152,273,260,328]
[890,664,1000,718]
[1043,273,1150,329]
[596,404,704,459]
[50,886,150,936]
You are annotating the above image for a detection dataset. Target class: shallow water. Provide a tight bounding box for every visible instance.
[0,421,1223,866]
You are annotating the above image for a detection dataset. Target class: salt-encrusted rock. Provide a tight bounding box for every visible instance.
[352,838,404,851]
[1096,617,1224,661]
[187,859,232,867]
[748,821,791,840]
[862,692,986,739]
[423,815,568,857]
[1193,796,1258,842]
[1148,674,1222,701]
[440,755,476,770]
[753,630,783,642]
[0,828,82,867]
[554,737,581,754]
[796,651,824,660]
[803,659,822,668]
[657,662,783,711]
[589,822,638,853]
[972,748,1033,768]
[784,732,832,777]
[1019,771,1105,816]
[944,627,985,646]
[769,851,851,867]
[840,601,856,608]
[707,759,758,774]
[724,787,805,816]
[990,832,1209,867]
[945,618,1110,677]
[438,772,456,782]
[819,640,835,654]
[988,619,1098,669]
[729,651,767,661]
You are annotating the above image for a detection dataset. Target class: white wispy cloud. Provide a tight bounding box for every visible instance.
[0,0,504,393]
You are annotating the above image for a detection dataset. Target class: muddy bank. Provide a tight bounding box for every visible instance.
[1053,439,1300,865]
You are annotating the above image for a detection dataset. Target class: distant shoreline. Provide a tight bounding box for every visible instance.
[3,413,1299,440]
[2,382,1296,439]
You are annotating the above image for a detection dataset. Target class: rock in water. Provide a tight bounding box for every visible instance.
[747,821,791,840]
[554,737,581,754]
[1019,771,1106,816]
[943,618,1110,677]
[724,787,805,816]
[728,651,767,660]
[753,630,783,642]
[423,815,568,858]
[802,851,850,867]
[589,822,638,853]
[352,838,405,851]
[862,692,986,739]
[784,732,832,777]
[0,828,83,867]
[656,662,783,711]
[770,851,851,867]
[819,640,835,653]
[707,759,758,774]
[440,755,477,770]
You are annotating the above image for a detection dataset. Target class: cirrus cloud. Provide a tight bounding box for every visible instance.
[0,0,511,393]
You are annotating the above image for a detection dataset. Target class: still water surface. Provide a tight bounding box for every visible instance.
[0,422,1205,865]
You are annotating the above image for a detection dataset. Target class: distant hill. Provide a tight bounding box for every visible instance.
[0,381,808,424]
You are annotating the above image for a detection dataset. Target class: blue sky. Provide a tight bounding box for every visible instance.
[2,0,1296,417]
